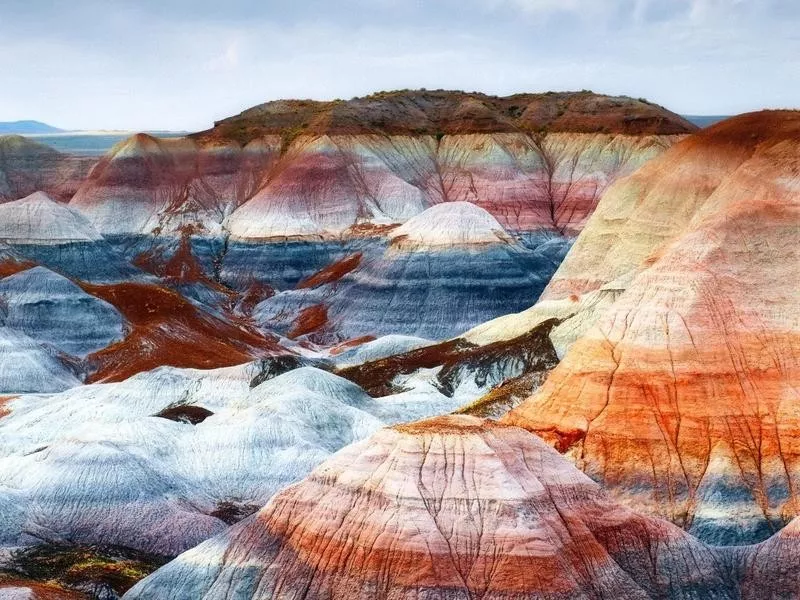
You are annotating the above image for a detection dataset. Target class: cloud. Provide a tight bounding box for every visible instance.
[0,0,796,130]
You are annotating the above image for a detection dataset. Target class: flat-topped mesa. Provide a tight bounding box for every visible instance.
[196,89,697,141]
[502,110,800,545]
[124,414,734,600]
[387,201,514,251]
[73,91,693,241]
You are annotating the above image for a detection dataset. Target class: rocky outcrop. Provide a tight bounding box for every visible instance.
[123,415,736,600]
[0,136,94,203]
[503,111,800,544]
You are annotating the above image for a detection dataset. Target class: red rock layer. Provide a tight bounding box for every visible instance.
[295,252,362,289]
[504,111,800,544]
[81,282,281,382]
[70,134,280,235]
[126,415,733,599]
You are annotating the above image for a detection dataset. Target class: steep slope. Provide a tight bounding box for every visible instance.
[70,134,279,236]
[71,91,693,241]
[0,136,93,202]
[224,130,682,240]
[124,415,734,600]
[503,111,800,544]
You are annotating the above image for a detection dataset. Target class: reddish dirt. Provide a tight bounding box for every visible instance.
[0,258,36,278]
[0,395,16,419]
[288,304,329,339]
[328,335,377,356]
[296,253,362,289]
[237,279,276,315]
[81,282,282,382]
[133,230,235,298]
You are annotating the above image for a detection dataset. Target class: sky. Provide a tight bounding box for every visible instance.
[0,0,798,131]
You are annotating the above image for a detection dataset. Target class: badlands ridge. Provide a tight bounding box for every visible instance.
[0,92,796,599]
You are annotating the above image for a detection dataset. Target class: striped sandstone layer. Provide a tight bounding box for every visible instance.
[124,415,735,600]
[503,111,800,544]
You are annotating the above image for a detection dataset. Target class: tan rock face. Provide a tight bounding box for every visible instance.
[124,416,735,599]
[504,111,800,544]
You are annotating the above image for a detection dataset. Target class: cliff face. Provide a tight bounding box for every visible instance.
[70,134,280,236]
[123,415,736,600]
[503,111,800,544]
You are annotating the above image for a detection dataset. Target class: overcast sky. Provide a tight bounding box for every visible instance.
[0,0,797,131]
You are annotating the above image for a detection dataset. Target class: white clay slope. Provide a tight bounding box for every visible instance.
[0,365,464,555]
[0,192,103,244]
[388,201,514,249]
[0,327,80,393]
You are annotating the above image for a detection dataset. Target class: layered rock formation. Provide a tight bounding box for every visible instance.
[254,203,566,340]
[124,415,736,600]
[0,267,125,357]
[0,192,138,282]
[0,327,79,393]
[71,134,279,236]
[0,136,93,203]
[503,111,800,544]
[60,91,693,342]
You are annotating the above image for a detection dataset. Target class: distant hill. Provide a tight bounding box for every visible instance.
[683,115,730,128]
[0,120,64,134]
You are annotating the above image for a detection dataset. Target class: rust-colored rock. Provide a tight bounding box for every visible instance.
[81,282,281,382]
[504,111,800,544]
[124,415,734,599]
